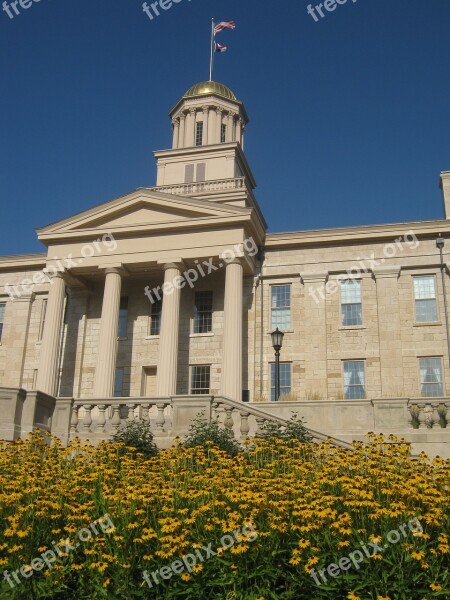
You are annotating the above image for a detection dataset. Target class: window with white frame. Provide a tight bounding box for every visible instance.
[149,297,162,336]
[270,362,292,401]
[114,367,125,398]
[341,280,362,326]
[195,122,204,146]
[0,303,5,342]
[419,357,443,397]
[191,365,210,395]
[38,299,48,342]
[343,360,366,399]
[271,285,291,330]
[414,276,438,323]
[194,291,213,334]
[118,297,128,338]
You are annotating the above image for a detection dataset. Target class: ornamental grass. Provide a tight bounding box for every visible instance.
[0,432,449,599]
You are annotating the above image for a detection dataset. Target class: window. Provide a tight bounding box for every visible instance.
[270,362,292,401]
[344,361,366,399]
[118,297,128,338]
[38,299,47,342]
[341,280,362,326]
[185,163,206,183]
[191,366,210,395]
[114,367,125,398]
[414,276,438,323]
[149,298,162,336]
[196,162,206,182]
[0,303,5,342]
[221,123,227,143]
[194,291,213,334]
[185,164,195,183]
[195,122,204,146]
[271,285,291,329]
[419,357,443,397]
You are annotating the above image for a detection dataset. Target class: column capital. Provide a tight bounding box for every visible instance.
[202,105,210,112]
[372,266,401,279]
[98,264,126,276]
[157,259,185,272]
[179,112,186,121]
[300,271,329,284]
[189,108,197,116]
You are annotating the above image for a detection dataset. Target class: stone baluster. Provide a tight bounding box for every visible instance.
[141,404,150,423]
[239,412,250,440]
[111,406,121,434]
[156,403,166,432]
[70,405,79,435]
[438,403,449,428]
[417,404,427,429]
[223,407,234,432]
[96,405,107,433]
[127,403,137,422]
[255,417,266,437]
[82,405,93,433]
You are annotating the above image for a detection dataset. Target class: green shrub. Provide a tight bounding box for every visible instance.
[111,419,158,458]
[259,413,313,443]
[183,413,242,456]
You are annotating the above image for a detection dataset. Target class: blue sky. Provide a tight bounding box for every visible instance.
[1,0,449,255]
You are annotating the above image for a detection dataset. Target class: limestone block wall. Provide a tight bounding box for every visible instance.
[247,234,450,403]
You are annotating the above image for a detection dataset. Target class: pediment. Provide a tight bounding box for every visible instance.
[37,189,251,240]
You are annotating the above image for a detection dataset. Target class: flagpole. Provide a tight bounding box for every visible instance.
[209,17,215,81]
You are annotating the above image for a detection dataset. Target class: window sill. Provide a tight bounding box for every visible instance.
[413,322,442,327]
[190,333,214,338]
[145,335,160,340]
[118,337,128,341]
[338,326,366,331]
[266,329,294,335]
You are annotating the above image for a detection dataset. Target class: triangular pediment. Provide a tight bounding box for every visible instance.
[37,188,252,241]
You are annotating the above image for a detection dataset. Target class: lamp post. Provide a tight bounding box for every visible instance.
[436,236,450,369]
[271,328,284,401]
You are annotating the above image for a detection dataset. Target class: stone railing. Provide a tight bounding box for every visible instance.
[212,396,353,449]
[71,398,172,444]
[147,177,246,197]
[408,399,449,429]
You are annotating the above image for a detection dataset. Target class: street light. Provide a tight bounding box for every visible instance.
[436,236,450,369]
[271,328,285,401]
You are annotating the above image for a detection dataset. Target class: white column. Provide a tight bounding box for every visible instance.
[178,114,186,148]
[156,263,183,396]
[220,259,244,401]
[202,106,209,146]
[235,119,242,145]
[208,108,216,145]
[172,119,179,149]
[93,267,122,398]
[216,108,223,142]
[36,274,66,396]
[185,109,196,147]
[227,113,235,142]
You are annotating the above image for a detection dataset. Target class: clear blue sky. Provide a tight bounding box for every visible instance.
[1,0,449,255]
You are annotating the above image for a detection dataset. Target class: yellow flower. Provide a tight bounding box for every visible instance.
[181,573,191,581]
[411,551,425,560]
[348,593,361,600]
[430,583,442,591]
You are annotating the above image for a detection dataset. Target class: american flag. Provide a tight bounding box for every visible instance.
[214,20,236,35]
[215,43,228,53]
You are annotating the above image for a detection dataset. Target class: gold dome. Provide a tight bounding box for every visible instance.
[183,81,237,101]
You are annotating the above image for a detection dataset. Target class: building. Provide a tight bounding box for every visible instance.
[1,81,450,456]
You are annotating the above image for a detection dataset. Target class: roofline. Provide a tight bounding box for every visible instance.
[265,218,450,247]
